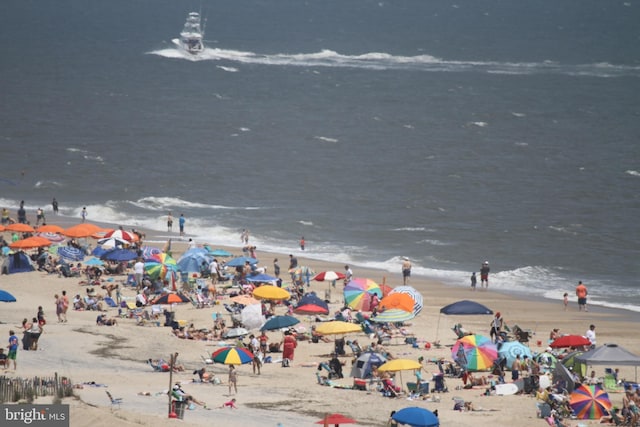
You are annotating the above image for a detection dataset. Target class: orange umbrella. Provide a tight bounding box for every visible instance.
[9,236,52,250]
[36,224,65,234]
[379,293,414,313]
[6,223,35,233]
[0,225,5,232]
[63,223,102,238]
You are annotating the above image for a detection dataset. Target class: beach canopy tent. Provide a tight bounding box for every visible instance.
[1,252,35,274]
[350,351,387,379]
[576,344,640,382]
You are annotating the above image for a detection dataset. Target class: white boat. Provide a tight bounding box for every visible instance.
[172,12,205,55]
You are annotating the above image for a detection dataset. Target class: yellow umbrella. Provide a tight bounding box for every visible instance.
[230,294,260,305]
[378,359,422,372]
[252,285,290,301]
[314,321,362,336]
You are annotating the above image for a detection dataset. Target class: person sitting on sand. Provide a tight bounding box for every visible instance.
[96,314,117,326]
[462,371,488,387]
[172,383,205,407]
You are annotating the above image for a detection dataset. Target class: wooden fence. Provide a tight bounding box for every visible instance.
[0,373,73,403]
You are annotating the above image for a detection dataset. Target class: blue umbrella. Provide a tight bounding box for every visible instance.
[177,248,212,273]
[440,300,493,315]
[208,248,232,257]
[101,249,138,262]
[497,341,532,368]
[260,315,300,331]
[84,257,104,266]
[57,246,85,261]
[92,246,107,258]
[225,256,258,267]
[392,407,439,427]
[245,273,278,283]
[0,290,17,302]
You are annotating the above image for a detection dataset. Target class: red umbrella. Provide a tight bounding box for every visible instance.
[550,335,592,349]
[315,413,357,426]
[313,271,346,282]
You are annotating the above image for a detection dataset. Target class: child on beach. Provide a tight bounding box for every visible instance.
[221,398,237,409]
[563,293,568,311]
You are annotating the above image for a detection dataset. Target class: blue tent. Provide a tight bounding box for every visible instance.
[3,252,35,274]
[440,300,493,315]
[177,248,211,273]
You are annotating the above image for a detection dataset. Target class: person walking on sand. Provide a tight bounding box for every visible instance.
[7,330,18,370]
[576,281,588,311]
[228,365,238,395]
[179,214,185,238]
[480,261,490,289]
[585,324,596,349]
[401,257,411,285]
[470,272,477,291]
[167,211,173,232]
[273,258,280,278]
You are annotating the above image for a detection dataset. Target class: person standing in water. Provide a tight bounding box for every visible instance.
[480,261,490,289]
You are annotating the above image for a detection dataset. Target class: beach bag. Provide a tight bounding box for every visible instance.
[282,358,290,367]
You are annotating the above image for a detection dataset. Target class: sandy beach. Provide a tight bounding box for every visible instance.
[1,223,639,427]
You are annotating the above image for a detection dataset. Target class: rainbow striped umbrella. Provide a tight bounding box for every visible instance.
[451,334,498,371]
[211,347,254,365]
[344,278,382,311]
[569,384,612,419]
[144,253,178,280]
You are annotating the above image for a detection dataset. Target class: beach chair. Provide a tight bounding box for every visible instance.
[106,391,123,410]
[432,373,448,393]
[512,325,532,343]
[603,374,625,393]
[407,381,430,396]
[381,379,402,398]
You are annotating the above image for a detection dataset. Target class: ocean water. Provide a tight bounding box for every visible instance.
[1,1,639,310]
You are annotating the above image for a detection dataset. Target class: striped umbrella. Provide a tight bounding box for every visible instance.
[569,384,612,419]
[451,334,498,371]
[389,286,423,316]
[141,246,162,261]
[211,347,254,365]
[344,278,382,311]
[370,308,415,323]
[36,232,66,243]
[57,246,85,261]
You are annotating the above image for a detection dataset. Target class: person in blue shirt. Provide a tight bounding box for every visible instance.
[7,330,18,370]
[179,214,185,238]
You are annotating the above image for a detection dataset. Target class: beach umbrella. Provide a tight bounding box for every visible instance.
[379,293,415,313]
[535,350,558,372]
[145,253,178,280]
[315,321,362,336]
[209,248,232,257]
[101,248,138,262]
[389,286,424,316]
[562,350,587,379]
[252,285,290,301]
[569,384,612,419]
[315,413,357,426]
[440,300,493,315]
[344,278,382,311]
[97,237,129,248]
[140,246,162,260]
[102,229,137,242]
[57,246,85,261]
[84,257,104,266]
[391,407,439,427]
[312,271,346,282]
[260,315,300,331]
[36,224,65,234]
[294,293,329,315]
[36,232,66,243]
[378,359,422,373]
[245,273,279,284]
[177,248,211,273]
[225,256,258,267]
[211,347,254,365]
[230,295,260,305]
[0,225,4,232]
[63,223,102,238]
[497,341,532,368]
[550,335,592,349]
[241,304,265,330]
[152,293,190,305]
[452,334,498,371]
[10,236,52,250]
[289,266,315,285]
[6,223,35,233]
[370,308,415,324]
[0,290,17,303]
[222,327,250,339]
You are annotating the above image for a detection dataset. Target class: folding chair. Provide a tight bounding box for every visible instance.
[106,391,123,410]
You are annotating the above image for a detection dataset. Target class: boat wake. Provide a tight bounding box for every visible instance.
[149,47,640,78]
